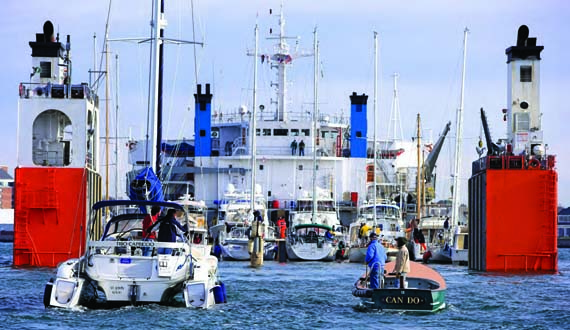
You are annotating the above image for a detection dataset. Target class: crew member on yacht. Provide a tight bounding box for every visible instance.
[325,229,334,241]
[360,223,371,245]
[142,206,161,256]
[147,209,187,254]
[365,232,387,289]
[142,206,161,240]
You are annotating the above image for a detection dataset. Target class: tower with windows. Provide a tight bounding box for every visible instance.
[506,25,544,156]
[14,21,101,267]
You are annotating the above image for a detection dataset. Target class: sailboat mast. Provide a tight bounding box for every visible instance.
[416,114,422,220]
[451,28,469,226]
[250,24,259,216]
[311,27,318,223]
[373,31,378,221]
[115,53,120,199]
[147,0,161,175]
[105,36,110,201]
[155,0,165,177]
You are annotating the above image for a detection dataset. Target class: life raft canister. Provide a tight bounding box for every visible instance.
[528,158,540,169]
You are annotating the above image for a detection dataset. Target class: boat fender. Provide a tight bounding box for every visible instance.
[213,282,227,304]
[351,287,373,298]
[43,278,55,308]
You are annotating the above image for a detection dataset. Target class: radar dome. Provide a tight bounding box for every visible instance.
[532,145,545,156]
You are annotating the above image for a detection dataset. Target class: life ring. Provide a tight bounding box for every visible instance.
[127,141,137,151]
[528,158,540,169]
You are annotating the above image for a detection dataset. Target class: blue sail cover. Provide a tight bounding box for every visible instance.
[129,167,164,202]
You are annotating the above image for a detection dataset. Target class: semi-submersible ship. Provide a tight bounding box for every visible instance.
[469,25,558,273]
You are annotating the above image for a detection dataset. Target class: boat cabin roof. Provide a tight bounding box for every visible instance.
[92,200,184,211]
[294,223,333,231]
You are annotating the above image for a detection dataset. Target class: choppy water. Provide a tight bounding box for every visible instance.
[0,242,569,329]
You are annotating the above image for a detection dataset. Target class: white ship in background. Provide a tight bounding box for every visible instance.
[125,7,448,238]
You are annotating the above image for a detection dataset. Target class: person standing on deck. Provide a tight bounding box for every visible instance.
[142,206,161,240]
[277,216,287,239]
[365,232,387,289]
[142,206,161,256]
[360,223,371,246]
[394,237,411,288]
[298,140,305,156]
[290,139,297,155]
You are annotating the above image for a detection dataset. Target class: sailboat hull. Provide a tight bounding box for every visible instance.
[220,240,250,261]
[286,241,336,261]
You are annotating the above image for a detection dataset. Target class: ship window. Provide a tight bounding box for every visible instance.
[514,113,530,131]
[520,66,532,82]
[40,61,51,78]
[301,129,310,137]
[291,129,299,136]
[356,131,362,138]
[262,129,271,136]
[199,129,206,137]
[259,164,264,170]
[298,165,303,170]
[32,110,72,166]
[274,129,288,136]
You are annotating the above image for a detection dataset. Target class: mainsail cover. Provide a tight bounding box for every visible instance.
[129,167,164,202]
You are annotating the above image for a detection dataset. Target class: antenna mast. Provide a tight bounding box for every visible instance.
[389,73,404,141]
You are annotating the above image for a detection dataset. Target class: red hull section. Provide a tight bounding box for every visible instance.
[14,168,100,267]
[469,166,558,272]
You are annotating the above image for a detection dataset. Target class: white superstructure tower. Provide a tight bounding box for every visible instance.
[505,25,544,156]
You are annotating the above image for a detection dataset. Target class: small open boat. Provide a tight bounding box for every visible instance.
[352,261,446,312]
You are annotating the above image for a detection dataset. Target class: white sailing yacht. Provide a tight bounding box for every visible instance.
[425,28,469,264]
[43,0,222,309]
[209,24,275,261]
[210,184,272,260]
[285,27,344,261]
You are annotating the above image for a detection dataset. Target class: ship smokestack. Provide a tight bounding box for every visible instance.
[43,20,55,42]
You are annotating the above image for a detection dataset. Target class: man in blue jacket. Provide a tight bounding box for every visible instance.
[365,232,387,289]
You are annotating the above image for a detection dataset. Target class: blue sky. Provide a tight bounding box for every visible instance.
[2,0,569,205]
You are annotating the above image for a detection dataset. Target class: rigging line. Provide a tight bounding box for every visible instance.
[160,4,184,184]
[190,0,199,87]
[93,1,114,93]
[443,37,465,124]
[161,42,193,189]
